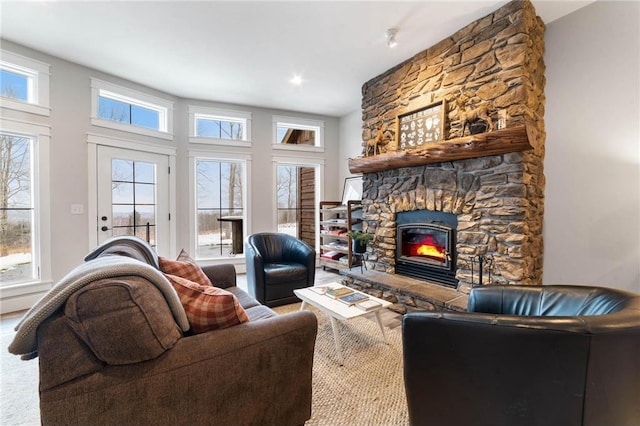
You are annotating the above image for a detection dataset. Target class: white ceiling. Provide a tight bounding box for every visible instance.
[0,1,595,117]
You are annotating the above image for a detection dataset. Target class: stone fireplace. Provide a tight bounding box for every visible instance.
[343,0,546,310]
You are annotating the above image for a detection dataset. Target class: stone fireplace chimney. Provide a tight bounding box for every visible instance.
[351,0,546,294]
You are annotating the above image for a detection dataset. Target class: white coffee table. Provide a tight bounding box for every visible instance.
[294,283,392,366]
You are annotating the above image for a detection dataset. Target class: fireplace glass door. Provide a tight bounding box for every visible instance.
[398,223,452,270]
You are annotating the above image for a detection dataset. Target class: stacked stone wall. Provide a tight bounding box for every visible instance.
[359,0,546,292]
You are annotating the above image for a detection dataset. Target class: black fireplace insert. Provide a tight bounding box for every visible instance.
[395,210,457,287]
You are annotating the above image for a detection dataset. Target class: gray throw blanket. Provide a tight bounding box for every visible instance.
[8,256,190,360]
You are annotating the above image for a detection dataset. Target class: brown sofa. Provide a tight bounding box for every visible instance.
[33,240,318,426]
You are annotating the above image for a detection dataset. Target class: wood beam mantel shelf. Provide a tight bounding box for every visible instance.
[348,124,533,174]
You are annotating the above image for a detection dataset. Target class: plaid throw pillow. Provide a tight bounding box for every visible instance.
[159,250,212,287]
[165,274,249,333]
[159,250,249,333]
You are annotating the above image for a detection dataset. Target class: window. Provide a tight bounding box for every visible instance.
[91,78,174,140]
[273,116,324,151]
[0,128,50,288]
[276,165,316,247]
[110,159,158,245]
[194,158,245,259]
[0,50,50,116]
[1,68,30,102]
[98,95,160,130]
[189,106,252,146]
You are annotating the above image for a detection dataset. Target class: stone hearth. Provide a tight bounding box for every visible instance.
[348,0,546,303]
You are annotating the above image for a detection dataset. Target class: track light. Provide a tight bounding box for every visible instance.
[386,28,398,48]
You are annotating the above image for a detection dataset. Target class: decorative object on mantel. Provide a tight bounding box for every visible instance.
[365,121,385,156]
[348,123,533,174]
[455,90,495,136]
[396,100,445,150]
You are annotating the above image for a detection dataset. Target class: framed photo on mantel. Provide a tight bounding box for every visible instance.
[396,100,446,150]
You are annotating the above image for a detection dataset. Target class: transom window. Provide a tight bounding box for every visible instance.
[98,92,162,131]
[273,116,324,150]
[0,50,50,116]
[0,67,31,102]
[189,106,252,145]
[91,78,174,140]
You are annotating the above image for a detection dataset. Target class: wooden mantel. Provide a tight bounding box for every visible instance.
[348,124,533,174]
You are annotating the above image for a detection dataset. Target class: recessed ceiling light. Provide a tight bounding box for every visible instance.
[386,28,398,48]
[290,74,303,86]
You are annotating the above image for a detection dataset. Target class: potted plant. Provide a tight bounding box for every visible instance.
[347,230,373,254]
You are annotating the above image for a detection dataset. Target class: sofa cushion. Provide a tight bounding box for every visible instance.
[159,250,213,287]
[64,276,182,365]
[226,286,262,310]
[166,274,249,333]
[244,305,278,321]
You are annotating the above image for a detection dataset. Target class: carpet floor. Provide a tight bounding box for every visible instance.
[275,302,409,426]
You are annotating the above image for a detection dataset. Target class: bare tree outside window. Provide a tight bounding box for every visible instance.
[277,165,298,235]
[0,132,34,284]
[195,159,244,258]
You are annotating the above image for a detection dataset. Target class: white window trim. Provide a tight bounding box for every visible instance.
[90,78,174,140]
[0,50,51,116]
[188,105,252,147]
[86,133,177,255]
[0,117,52,314]
[272,155,325,251]
[188,149,252,270]
[272,115,325,153]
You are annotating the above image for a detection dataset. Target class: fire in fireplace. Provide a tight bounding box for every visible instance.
[395,210,457,288]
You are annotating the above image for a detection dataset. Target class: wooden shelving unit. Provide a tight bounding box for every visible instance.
[319,200,363,271]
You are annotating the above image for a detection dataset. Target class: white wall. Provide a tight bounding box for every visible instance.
[338,109,363,186]
[543,1,640,292]
[0,39,340,312]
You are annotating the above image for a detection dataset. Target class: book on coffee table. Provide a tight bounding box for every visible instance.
[309,283,340,295]
[325,287,354,299]
[337,292,369,306]
[356,299,382,311]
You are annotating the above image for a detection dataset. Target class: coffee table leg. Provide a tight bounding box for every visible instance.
[299,301,307,311]
[374,310,388,344]
[329,316,344,366]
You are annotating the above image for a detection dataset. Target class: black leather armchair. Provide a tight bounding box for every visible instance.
[402,285,640,426]
[245,233,316,307]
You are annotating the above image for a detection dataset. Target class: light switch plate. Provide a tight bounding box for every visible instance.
[70,204,84,215]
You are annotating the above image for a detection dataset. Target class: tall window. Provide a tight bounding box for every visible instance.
[0,132,36,286]
[195,159,244,258]
[276,164,316,247]
[90,78,173,139]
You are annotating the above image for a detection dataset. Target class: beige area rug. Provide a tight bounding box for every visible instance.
[274,303,409,426]
[1,314,41,426]
[0,305,408,426]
